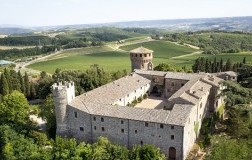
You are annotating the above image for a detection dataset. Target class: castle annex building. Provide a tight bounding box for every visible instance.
[53,47,236,160]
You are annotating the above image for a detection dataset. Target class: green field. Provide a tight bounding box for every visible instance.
[28,40,252,74]
[120,41,197,58]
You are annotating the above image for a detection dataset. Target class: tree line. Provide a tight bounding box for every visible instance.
[192,57,247,73]
[0,46,57,60]
[163,31,252,54]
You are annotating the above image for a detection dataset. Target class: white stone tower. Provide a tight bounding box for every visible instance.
[130,46,154,71]
[52,81,75,135]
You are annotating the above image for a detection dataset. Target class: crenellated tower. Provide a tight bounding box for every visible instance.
[130,46,154,71]
[52,81,75,135]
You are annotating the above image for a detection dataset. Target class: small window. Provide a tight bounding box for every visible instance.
[121,129,124,133]
[145,122,148,127]
[135,54,137,57]
[93,117,96,121]
[101,117,104,122]
[140,141,143,145]
[74,112,78,118]
[121,120,124,124]
[94,126,96,130]
[171,135,174,140]
[135,130,138,134]
[144,54,147,57]
[171,125,174,130]
[127,94,129,97]
[135,90,136,93]
[140,54,142,57]
[120,98,122,101]
[102,127,105,131]
[160,124,164,128]
[80,127,84,131]
[181,83,184,87]
[167,89,170,92]
[171,82,175,86]
[200,103,202,108]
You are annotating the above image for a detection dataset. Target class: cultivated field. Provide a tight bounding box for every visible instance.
[27,40,252,74]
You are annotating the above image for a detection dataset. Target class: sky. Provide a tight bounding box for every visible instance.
[0,0,252,27]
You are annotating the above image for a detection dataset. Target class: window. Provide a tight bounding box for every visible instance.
[167,89,170,92]
[171,82,175,86]
[94,126,96,130]
[140,141,143,145]
[171,125,174,130]
[135,54,137,57]
[145,122,149,127]
[200,103,202,108]
[144,54,147,57]
[181,83,184,87]
[80,127,84,131]
[140,54,142,57]
[160,124,164,128]
[93,117,96,121]
[121,129,124,133]
[171,135,174,140]
[74,112,78,118]
[127,94,129,97]
[101,117,104,122]
[135,130,138,134]
[120,98,122,101]
[102,127,105,131]
[121,120,124,124]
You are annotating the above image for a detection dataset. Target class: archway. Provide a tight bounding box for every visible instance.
[169,147,176,160]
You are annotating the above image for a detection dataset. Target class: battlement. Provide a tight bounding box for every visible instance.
[53,81,75,91]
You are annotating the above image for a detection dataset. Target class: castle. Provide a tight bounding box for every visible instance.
[52,47,236,160]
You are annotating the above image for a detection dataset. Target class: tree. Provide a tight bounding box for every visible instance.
[243,57,247,64]
[24,72,30,98]
[0,91,30,124]
[130,144,166,160]
[225,58,232,71]
[39,95,56,138]
[18,71,25,94]
[0,74,9,96]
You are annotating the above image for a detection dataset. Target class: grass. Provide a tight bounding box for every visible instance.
[28,40,252,74]
[28,47,130,73]
[120,40,197,59]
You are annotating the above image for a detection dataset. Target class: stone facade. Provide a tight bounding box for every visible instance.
[52,47,228,160]
[130,46,154,71]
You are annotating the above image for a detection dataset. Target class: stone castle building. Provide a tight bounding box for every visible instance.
[53,47,233,160]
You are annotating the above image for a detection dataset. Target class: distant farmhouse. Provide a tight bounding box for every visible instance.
[52,47,236,160]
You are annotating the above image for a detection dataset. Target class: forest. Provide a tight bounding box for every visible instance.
[163,31,252,54]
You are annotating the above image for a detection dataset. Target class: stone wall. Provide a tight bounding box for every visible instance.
[113,83,151,106]
[66,106,184,159]
[165,79,189,98]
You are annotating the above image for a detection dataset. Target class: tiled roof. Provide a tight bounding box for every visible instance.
[130,46,153,54]
[76,73,151,105]
[68,70,223,126]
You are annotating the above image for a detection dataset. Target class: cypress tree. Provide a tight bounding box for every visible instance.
[10,70,21,92]
[30,83,36,99]
[24,72,30,98]
[0,74,9,96]
[243,57,246,64]
[226,58,232,71]
[220,58,223,72]
[18,71,25,94]
[4,68,12,93]
[213,58,217,72]
[205,58,210,73]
